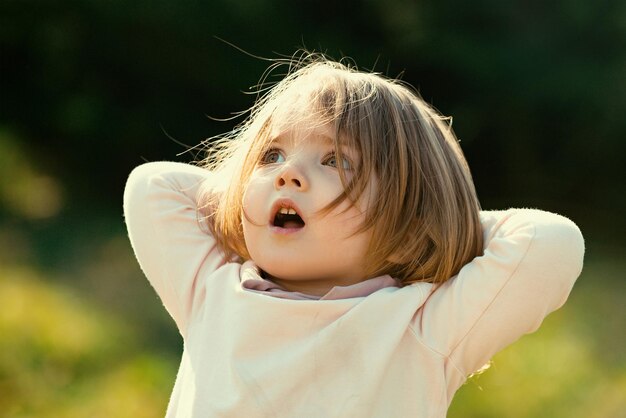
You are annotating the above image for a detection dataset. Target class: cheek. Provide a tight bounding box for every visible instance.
[324,204,368,240]
[241,187,254,214]
[241,193,261,257]
[241,176,270,223]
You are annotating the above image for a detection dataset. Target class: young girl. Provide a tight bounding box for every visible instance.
[124,55,584,417]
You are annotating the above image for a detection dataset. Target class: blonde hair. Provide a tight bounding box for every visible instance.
[200,53,483,286]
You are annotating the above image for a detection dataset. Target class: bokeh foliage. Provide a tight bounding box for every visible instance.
[1,0,624,416]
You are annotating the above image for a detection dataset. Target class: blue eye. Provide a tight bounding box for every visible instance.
[261,149,285,164]
[324,153,352,170]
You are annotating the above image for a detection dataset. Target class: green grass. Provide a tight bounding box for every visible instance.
[0,265,175,418]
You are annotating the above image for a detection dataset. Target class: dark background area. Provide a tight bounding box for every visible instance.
[1,1,624,417]
[3,0,625,231]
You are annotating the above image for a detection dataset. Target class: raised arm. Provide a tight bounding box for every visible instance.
[123,162,225,336]
[411,209,585,382]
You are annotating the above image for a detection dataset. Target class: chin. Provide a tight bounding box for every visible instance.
[260,264,315,282]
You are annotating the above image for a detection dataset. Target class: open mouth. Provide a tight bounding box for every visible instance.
[273,207,306,229]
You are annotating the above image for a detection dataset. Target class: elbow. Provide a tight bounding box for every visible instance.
[533,211,585,288]
[566,220,585,279]
[551,214,585,279]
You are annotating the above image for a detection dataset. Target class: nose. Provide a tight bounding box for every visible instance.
[274,163,309,191]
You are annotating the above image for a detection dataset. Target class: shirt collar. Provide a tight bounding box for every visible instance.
[240,261,399,301]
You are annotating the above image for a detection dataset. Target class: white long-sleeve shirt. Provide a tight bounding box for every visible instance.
[123,162,585,418]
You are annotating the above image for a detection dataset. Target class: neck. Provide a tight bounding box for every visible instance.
[263,272,361,297]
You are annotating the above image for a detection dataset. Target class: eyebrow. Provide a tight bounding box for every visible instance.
[271,132,334,146]
[269,131,358,158]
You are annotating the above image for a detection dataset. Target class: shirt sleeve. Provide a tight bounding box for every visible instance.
[411,209,585,378]
[123,161,226,337]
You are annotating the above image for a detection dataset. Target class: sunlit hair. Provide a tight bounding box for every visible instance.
[199,53,483,286]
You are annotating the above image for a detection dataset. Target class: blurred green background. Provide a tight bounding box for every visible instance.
[1,1,624,417]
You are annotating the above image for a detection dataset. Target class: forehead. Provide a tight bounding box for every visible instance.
[268,122,334,146]
[259,79,362,151]
[264,106,354,148]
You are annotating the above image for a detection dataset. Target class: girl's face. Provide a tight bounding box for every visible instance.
[241,123,376,293]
